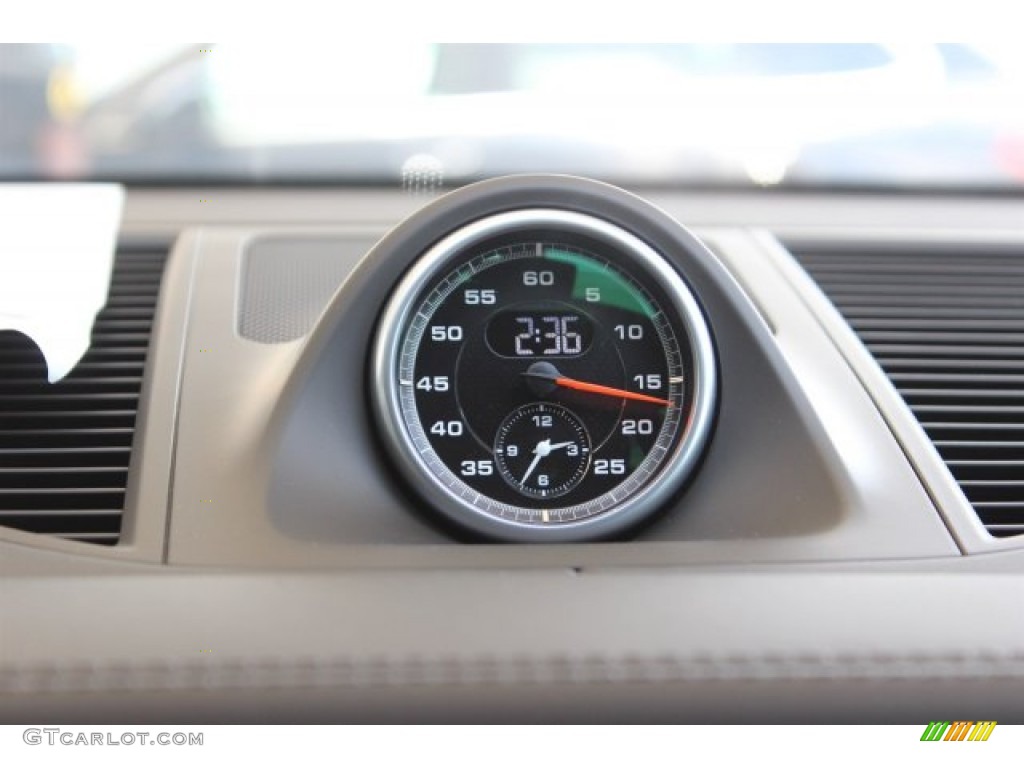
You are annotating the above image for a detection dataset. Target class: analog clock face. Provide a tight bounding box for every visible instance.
[372,209,716,542]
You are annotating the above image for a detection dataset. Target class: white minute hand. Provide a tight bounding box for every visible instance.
[519,445,546,485]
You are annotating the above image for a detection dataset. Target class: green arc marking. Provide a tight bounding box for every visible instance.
[544,247,656,318]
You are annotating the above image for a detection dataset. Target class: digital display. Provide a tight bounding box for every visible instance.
[486,310,593,358]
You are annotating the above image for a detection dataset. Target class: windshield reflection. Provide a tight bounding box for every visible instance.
[1,43,1023,187]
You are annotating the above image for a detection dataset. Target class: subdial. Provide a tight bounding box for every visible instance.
[493,403,591,499]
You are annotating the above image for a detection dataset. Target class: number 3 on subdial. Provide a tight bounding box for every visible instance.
[493,403,592,499]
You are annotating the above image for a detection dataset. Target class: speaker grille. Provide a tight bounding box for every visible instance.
[239,237,377,343]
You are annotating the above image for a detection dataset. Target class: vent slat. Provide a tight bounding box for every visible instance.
[0,469,129,489]
[796,270,1024,284]
[104,299,160,309]
[948,460,1024,467]
[913,406,1024,425]
[800,255,1024,268]
[847,308,1024,320]
[0,490,127,510]
[0,410,138,421]
[830,293,1024,306]
[935,442,1024,448]
[869,345,1024,359]
[0,446,131,468]
[77,334,151,345]
[0,466,128,474]
[89,306,156,318]
[889,372,1024,385]
[0,520,121,541]
[0,377,144,388]
[854,319,1024,331]
[924,425,1024,442]
[960,480,1024,488]
[900,388,1024,401]
[860,331,1024,344]
[45,532,120,543]
[983,526,1024,535]
[879,359,1024,372]
[0,247,165,545]
[0,509,124,518]
[795,244,1024,539]
[0,362,145,375]
[0,398,139,414]
[946,461,1024,482]
[825,284,1024,298]
[91,321,154,332]
[0,346,152,362]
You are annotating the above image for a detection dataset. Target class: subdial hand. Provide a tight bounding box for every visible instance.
[546,441,576,452]
[519,439,550,485]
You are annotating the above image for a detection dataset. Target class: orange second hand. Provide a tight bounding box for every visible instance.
[555,377,671,406]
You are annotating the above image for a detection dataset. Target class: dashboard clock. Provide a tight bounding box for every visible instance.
[371,206,716,542]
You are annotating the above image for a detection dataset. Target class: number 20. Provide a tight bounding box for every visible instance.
[622,419,653,435]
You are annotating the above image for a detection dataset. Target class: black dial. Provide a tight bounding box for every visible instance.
[373,209,716,541]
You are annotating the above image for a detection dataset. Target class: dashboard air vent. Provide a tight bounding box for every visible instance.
[792,243,1024,538]
[0,245,166,545]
